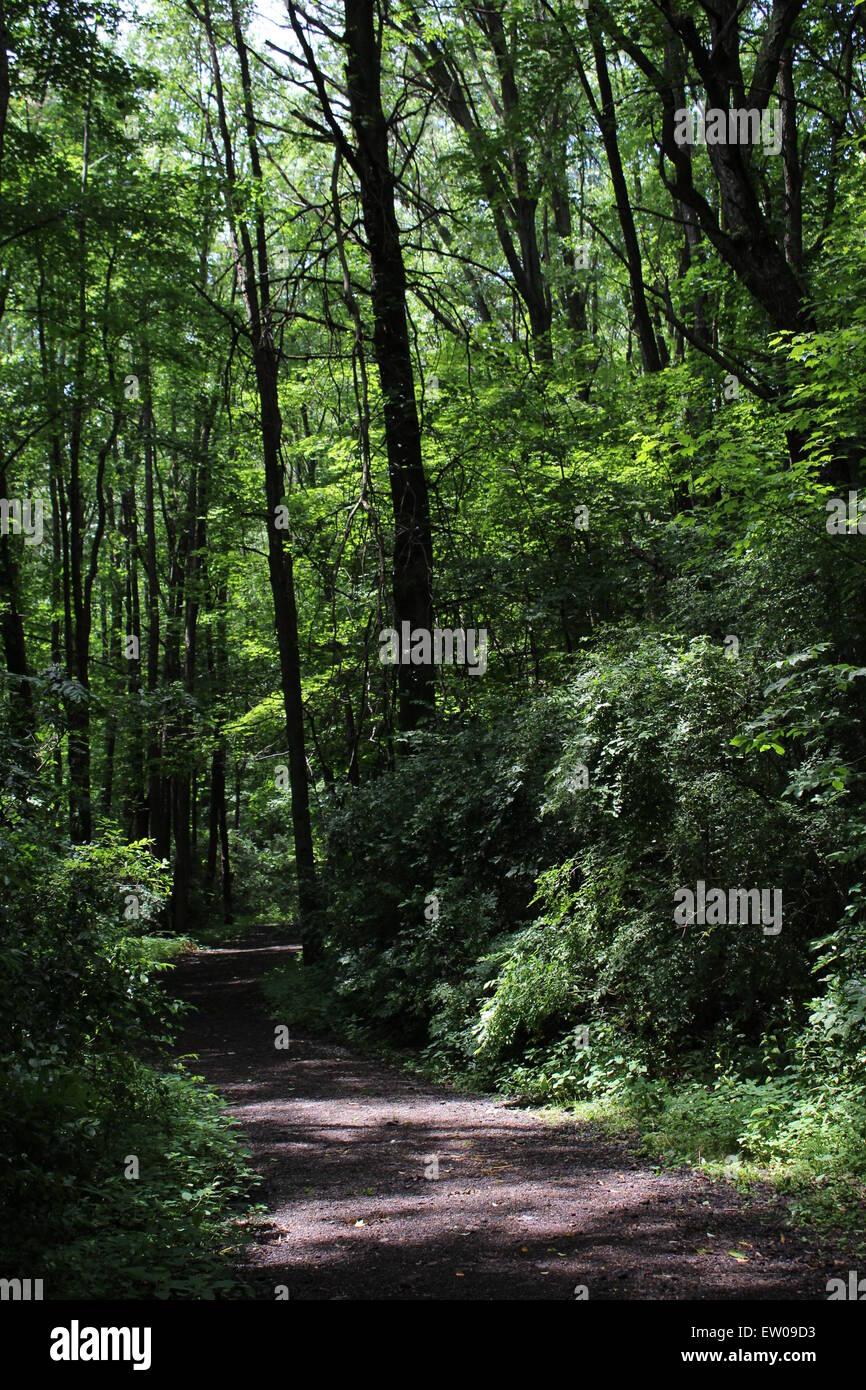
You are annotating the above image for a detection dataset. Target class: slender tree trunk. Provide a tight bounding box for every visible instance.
[588,27,661,372]
[204,0,319,940]
[142,374,170,859]
[121,480,148,838]
[0,0,10,215]
[0,457,34,745]
[664,33,707,348]
[204,582,232,922]
[218,757,233,924]
[171,399,214,931]
[344,0,435,729]
[66,86,93,842]
[99,487,123,819]
[550,179,588,339]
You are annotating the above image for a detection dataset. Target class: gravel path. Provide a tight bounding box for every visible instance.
[171,938,841,1301]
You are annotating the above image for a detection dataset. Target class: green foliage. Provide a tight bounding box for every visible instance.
[6,0,866,1283]
[0,1054,261,1299]
[0,810,258,1297]
[312,593,866,1227]
[318,701,572,1040]
[262,954,337,1035]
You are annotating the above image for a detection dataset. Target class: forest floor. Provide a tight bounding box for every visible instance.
[171,935,847,1300]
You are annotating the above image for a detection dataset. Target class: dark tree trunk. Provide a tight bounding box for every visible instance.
[550,179,588,339]
[664,32,707,347]
[617,0,816,334]
[66,140,92,843]
[207,742,232,925]
[0,458,34,746]
[171,398,215,932]
[206,0,319,939]
[121,481,148,839]
[0,0,10,211]
[99,488,123,820]
[588,26,662,372]
[142,380,170,859]
[344,0,435,729]
[204,581,232,922]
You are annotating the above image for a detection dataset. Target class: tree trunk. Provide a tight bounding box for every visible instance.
[588,26,662,372]
[205,0,319,939]
[344,0,435,729]
[99,487,123,820]
[0,457,34,746]
[205,581,232,922]
[142,376,170,859]
[122,479,148,839]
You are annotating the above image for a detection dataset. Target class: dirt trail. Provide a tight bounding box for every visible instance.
[172,938,838,1301]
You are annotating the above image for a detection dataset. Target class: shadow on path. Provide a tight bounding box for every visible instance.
[171,938,836,1301]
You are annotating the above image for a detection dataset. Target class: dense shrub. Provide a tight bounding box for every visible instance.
[0,807,258,1297]
[280,612,866,1222]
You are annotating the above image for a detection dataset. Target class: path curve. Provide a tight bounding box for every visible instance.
[172,939,837,1301]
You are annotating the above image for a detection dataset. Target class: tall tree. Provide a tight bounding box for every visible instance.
[289,0,436,728]
[198,0,320,927]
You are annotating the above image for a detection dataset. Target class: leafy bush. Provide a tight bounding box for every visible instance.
[306,616,866,1228]
[0,812,259,1297]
